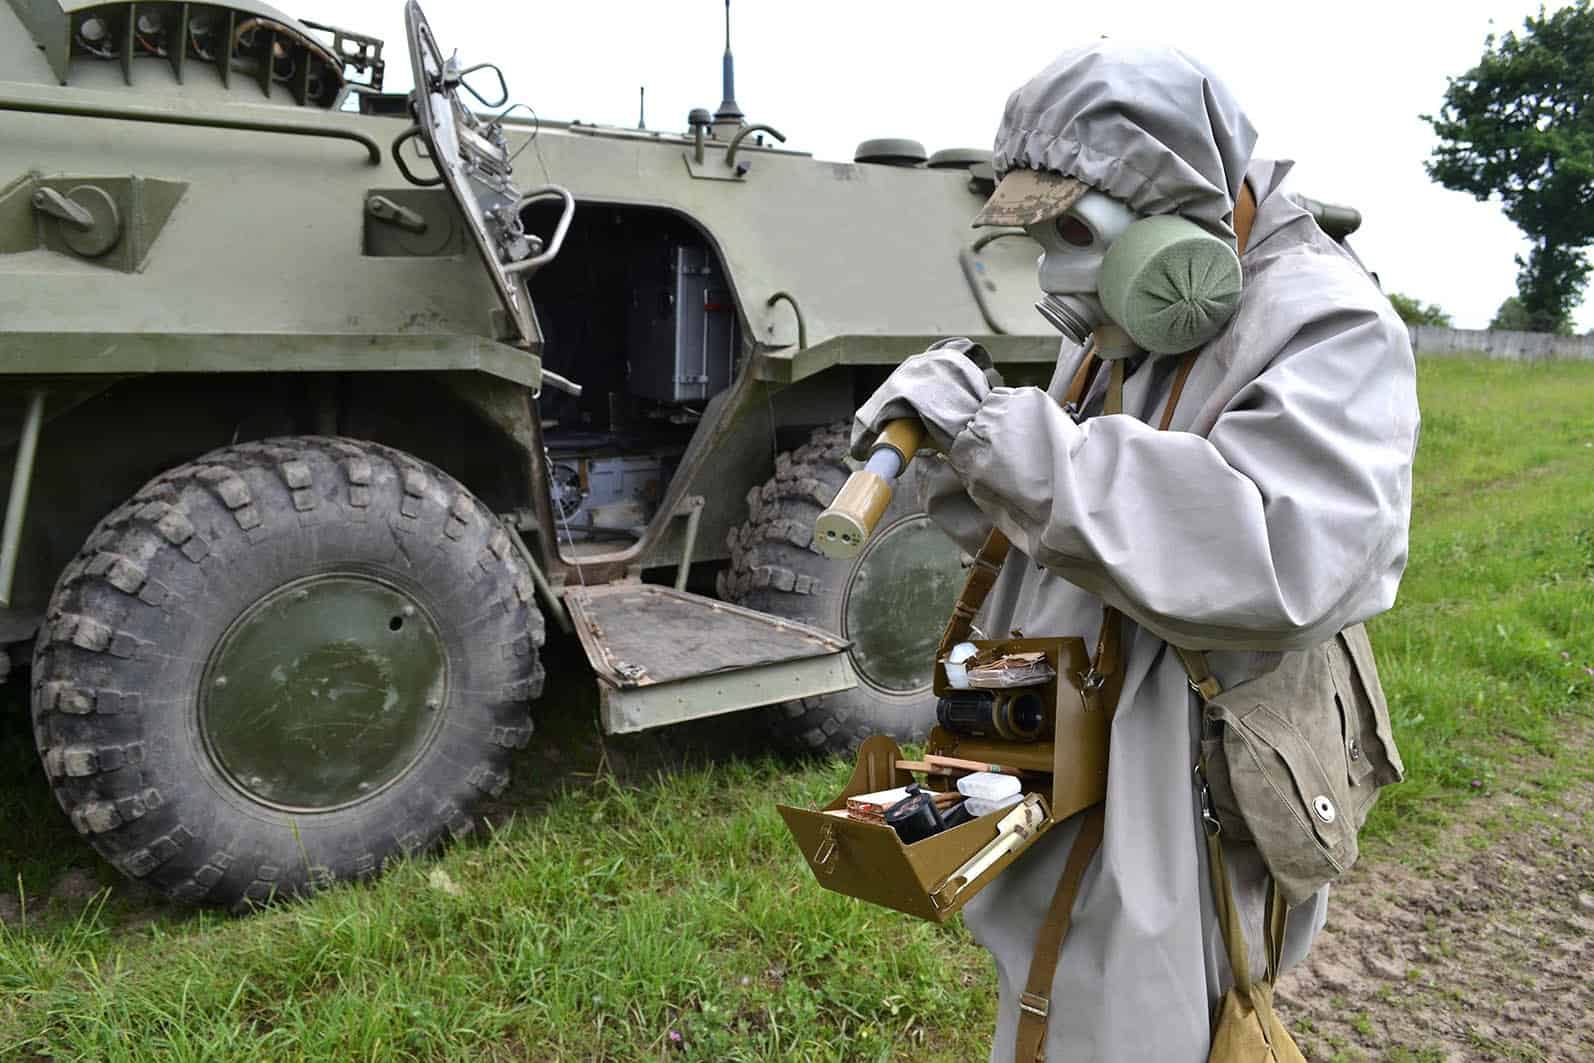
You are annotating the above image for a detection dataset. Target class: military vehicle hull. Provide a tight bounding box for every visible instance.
[0,0,1061,905]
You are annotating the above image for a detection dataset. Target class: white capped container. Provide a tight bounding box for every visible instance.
[957,771,1021,802]
[944,641,979,690]
[965,791,1024,818]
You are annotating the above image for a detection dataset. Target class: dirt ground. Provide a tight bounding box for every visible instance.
[1279,734,1594,1062]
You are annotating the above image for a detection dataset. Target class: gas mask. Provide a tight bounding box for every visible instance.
[1027,190,1244,357]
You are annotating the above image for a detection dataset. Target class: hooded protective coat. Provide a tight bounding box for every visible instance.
[852,44,1419,1061]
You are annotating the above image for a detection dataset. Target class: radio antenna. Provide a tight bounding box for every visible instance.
[714,0,743,123]
[638,84,646,129]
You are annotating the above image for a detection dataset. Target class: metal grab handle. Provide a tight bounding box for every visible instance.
[0,94,382,165]
[725,123,787,171]
[959,229,1034,335]
[813,418,925,559]
[505,185,576,274]
[448,62,510,109]
[391,125,444,187]
[766,291,808,350]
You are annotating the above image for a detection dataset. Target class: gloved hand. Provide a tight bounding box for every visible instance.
[850,339,996,460]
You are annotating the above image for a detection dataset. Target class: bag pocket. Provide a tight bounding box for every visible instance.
[1208,699,1357,907]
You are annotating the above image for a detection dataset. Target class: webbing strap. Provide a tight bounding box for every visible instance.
[1159,352,1200,432]
[1008,337,1207,1060]
[936,345,1103,657]
[1204,817,1254,993]
[1007,181,1259,1062]
[1185,176,1293,1013]
[938,528,1012,658]
[1012,357,1128,1063]
[1175,645,1223,702]
[1103,359,1126,415]
[1266,880,1288,980]
[1203,803,1292,1014]
[1014,802,1105,1063]
[1165,178,1256,703]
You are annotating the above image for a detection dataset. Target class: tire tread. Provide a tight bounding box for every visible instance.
[31,435,545,908]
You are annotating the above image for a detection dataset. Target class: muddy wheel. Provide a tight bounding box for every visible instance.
[30,437,544,909]
[719,423,967,753]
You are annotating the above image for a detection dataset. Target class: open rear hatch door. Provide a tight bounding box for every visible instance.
[564,584,856,734]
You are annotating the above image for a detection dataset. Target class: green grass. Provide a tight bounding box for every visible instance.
[1,355,1591,1060]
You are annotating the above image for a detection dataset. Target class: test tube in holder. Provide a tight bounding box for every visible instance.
[813,418,925,559]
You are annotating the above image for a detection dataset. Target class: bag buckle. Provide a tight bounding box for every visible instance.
[1194,763,1221,837]
[1019,992,1050,1019]
[1080,668,1105,693]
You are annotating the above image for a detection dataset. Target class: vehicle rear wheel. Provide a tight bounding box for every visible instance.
[719,423,967,754]
[31,437,544,908]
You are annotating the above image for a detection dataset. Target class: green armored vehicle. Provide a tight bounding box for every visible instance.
[0,0,1071,906]
[1,0,1367,907]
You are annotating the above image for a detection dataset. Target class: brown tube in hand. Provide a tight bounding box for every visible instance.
[813,418,926,560]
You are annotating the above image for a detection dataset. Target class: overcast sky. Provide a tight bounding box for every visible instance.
[326,0,1590,332]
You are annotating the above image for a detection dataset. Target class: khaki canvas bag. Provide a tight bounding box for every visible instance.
[1178,631,1405,909]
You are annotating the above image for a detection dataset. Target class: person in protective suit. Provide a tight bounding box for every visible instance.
[851,43,1420,1060]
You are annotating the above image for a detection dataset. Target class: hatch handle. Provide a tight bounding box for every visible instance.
[447,61,510,109]
[506,185,576,274]
[31,188,95,229]
[766,291,808,350]
[725,124,786,173]
[391,125,445,187]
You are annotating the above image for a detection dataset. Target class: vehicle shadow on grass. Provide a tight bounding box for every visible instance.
[487,628,796,819]
[0,628,809,926]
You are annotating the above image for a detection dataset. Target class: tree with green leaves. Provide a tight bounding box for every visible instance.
[1387,292,1454,328]
[1490,296,1536,331]
[1425,2,1594,336]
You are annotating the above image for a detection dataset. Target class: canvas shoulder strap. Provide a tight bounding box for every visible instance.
[936,346,1103,658]
[1010,352,1194,1063]
[976,182,1256,1062]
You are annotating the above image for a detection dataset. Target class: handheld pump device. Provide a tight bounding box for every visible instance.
[812,418,923,559]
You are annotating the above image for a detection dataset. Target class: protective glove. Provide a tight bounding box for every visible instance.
[850,338,996,461]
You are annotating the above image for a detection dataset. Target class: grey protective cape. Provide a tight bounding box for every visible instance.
[852,44,1419,1061]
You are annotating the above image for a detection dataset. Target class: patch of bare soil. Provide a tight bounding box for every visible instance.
[1279,732,1594,1062]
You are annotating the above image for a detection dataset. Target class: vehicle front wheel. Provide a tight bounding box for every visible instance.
[31,437,544,908]
[719,423,968,754]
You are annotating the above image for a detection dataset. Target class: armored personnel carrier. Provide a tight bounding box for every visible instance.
[0,0,1071,906]
[1,0,1365,906]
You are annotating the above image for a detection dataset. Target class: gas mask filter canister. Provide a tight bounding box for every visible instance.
[1029,190,1244,356]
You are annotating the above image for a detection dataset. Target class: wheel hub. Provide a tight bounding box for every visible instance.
[200,573,449,811]
[842,514,966,694]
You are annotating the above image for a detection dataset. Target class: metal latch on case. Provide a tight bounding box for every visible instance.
[813,821,839,875]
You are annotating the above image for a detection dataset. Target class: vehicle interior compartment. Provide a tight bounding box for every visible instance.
[523,202,740,549]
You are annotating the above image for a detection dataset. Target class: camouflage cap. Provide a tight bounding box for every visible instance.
[970,167,1090,228]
